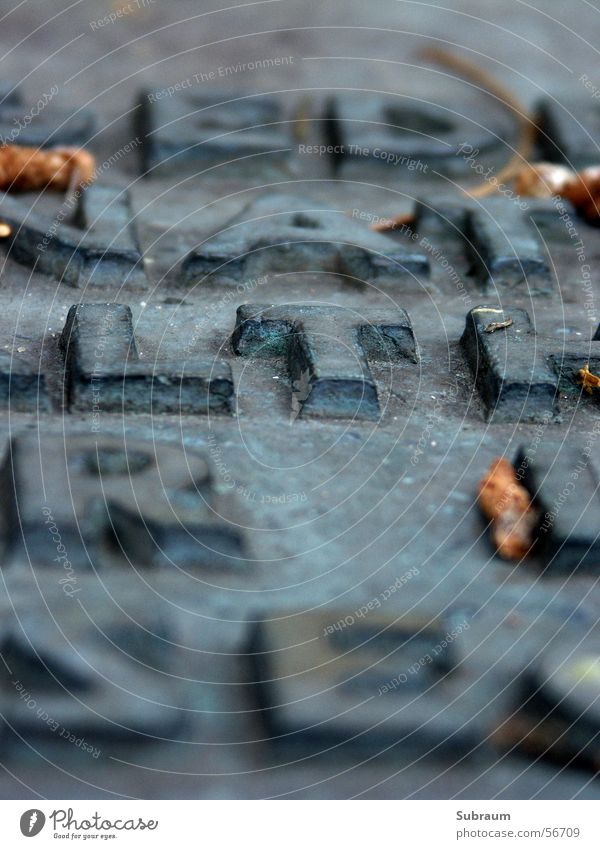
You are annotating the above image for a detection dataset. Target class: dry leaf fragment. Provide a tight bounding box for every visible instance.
[560,166,600,223]
[514,162,600,224]
[0,144,96,192]
[577,362,600,394]
[477,457,539,560]
[513,162,575,198]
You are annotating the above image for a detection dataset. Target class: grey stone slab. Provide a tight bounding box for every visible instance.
[465,199,550,289]
[514,630,600,768]
[0,184,144,287]
[0,583,187,740]
[136,88,295,177]
[1,0,600,798]
[61,303,233,414]
[0,85,95,148]
[250,611,491,756]
[461,305,559,421]
[0,350,49,412]
[548,332,600,395]
[182,193,429,285]
[2,432,246,571]
[536,96,600,168]
[516,442,600,575]
[232,302,417,420]
[325,93,511,175]
[414,198,551,292]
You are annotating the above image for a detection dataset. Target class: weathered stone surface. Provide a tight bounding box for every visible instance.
[3,432,246,570]
[516,442,600,574]
[182,194,429,285]
[136,89,294,176]
[536,96,600,168]
[0,184,144,286]
[414,198,550,291]
[61,303,233,414]
[324,93,510,174]
[461,305,559,421]
[2,4,600,798]
[513,632,600,767]
[0,585,186,740]
[548,328,600,394]
[232,302,417,419]
[250,611,486,754]
[0,85,95,147]
[0,350,49,412]
[464,200,550,289]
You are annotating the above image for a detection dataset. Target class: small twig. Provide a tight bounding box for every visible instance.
[484,318,513,333]
[370,211,414,232]
[420,47,537,199]
[370,49,536,232]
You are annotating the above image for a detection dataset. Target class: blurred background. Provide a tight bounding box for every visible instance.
[0,0,589,133]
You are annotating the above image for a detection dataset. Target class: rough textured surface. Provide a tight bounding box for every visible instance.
[0,85,95,148]
[182,193,429,285]
[61,303,234,413]
[414,198,553,293]
[136,89,296,177]
[0,0,599,802]
[536,97,600,169]
[461,305,559,422]
[324,92,512,180]
[0,184,144,286]
[232,302,417,419]
[516,443,600,575]
[4,432,246,570]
